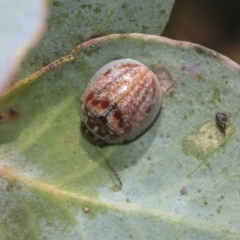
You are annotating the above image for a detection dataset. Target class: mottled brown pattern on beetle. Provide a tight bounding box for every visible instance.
[99,71,131,99]
[83,62,158,136]
[113,109,122,120]
[100,99,110,109]
[86,91,93,103]
[83,107,119,140]
[91,99,100,106]
[121,63,139,68]
[85,64,142,114]
[116,73,157,134]
[103,69,111,76]
[109,71,157,135]
[91,66,143,105]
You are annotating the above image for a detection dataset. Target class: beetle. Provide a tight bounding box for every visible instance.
[80,59,162,186]
[216,112,227,134]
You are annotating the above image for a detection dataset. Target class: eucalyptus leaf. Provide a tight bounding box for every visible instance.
[19,0,174,80]
[1,33,240,240]
[0,0,46,93]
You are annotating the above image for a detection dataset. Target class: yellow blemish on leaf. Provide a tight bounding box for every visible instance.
[182,121,234,160]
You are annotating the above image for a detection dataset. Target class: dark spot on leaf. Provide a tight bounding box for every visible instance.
[43,59,51,66]
[180,188,187,195]
[160,9,166,15]
[193,47,206,56]
[94,7,101,14]
[0,115,4,123]
[217,206,222,214]
[6,108,20,120]
[197,74,204,81]
[122,3,128,8]
[81,4,91,10]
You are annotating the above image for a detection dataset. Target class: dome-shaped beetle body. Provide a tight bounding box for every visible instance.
[80,59,162,145]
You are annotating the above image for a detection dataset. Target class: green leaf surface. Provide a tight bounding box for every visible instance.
[19,0,174,80]
[1,33,240,240]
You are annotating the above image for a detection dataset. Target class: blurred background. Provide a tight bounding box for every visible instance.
[163,0,240,64]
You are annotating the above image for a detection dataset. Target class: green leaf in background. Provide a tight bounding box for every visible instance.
[1,33,240,240]
[19,0,174,79]
[0,0,46,93]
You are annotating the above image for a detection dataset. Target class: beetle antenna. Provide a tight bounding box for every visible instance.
[96,145,123,187]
